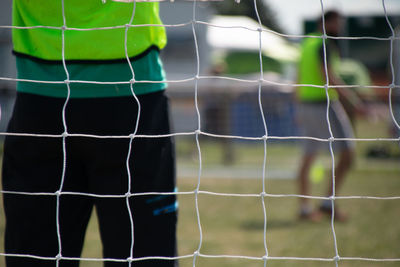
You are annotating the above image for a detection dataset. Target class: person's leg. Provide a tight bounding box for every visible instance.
[298,152,316,208]
[125,131,177,267]
[327,148,354,197]
[4,176,93,267]
[297,151,324,221]
[319,102,356,221]
[296,103,325,220]
[94,193,177,267]
[2,93,93,266]
[75,92,177,266]
[318,147,354,221]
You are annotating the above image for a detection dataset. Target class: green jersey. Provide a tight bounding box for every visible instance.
[13,0,167,61]
[12,1,167,98]
[298,33,339,102]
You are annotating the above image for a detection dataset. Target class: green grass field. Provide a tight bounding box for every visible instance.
[47,168,400,267]
[1,117,399,267]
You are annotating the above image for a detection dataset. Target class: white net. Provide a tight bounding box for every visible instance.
[0,0,400,266]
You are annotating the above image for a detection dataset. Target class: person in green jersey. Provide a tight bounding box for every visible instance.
[2,1,178,266]
[296,10,365,222]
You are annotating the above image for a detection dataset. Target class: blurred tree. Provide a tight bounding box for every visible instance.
[211,0,282,33]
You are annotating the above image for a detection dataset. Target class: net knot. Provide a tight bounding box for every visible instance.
[328,136,334,142]
[333,255,340,262]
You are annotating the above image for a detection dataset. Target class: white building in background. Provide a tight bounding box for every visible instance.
[207,15,298,63]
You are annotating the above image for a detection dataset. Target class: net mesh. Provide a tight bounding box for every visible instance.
[0,0,400,266]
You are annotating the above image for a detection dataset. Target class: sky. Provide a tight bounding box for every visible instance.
[264,0,400,34]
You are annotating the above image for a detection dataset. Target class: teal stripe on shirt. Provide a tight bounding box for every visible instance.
[16,49,167,98]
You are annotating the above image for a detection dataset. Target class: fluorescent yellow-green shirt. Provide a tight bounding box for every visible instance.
[298,33,339,102]
[12,1,167,98]
[12,0,167,61]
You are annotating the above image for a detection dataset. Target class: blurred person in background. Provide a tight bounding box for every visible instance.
[296,10,366,222]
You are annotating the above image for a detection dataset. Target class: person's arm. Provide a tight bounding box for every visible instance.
[319,44,366,115]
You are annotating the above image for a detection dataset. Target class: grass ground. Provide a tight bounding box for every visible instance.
[0,117,399,267]
[73,168,400,267]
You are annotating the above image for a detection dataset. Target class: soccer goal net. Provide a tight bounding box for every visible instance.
[0,0,399,266]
